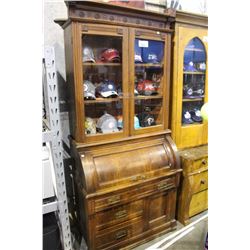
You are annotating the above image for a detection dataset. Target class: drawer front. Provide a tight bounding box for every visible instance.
[190,170,208,194]
[192,157,208,172]
[189,189,208,217]
[182,157,208,175]
[95,176,176,212]
[96,200,143,231]
[153,178,176,192]
[96,218,143,249]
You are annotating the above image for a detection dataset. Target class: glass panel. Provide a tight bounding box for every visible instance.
[182,101,203,125]
[182,37,206,125]
[135,99,163,128]
[82,34,123,135]
[134,38,164,129]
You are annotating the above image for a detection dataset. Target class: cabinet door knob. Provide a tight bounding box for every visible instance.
[202,159,207,165]
[200,179,206,185]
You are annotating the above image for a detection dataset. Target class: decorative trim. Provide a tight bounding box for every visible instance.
[59,1,176,31]
[176,10,208,28]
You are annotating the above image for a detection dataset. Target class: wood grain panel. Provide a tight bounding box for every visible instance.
[189,189,208,217]
[96,199,143,231]
[177,145,208,225]
[96,218,143,249]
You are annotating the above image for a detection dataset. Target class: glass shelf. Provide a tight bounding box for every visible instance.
[135,63,163,67]
[135,95,163,100]
[84,63,122,66]
[183,71,205,75]
[84,97,123,104]
[183,97,204,102]
[184,48,204,52]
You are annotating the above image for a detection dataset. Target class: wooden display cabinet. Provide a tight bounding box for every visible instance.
[58,1,181,249]
[171,11,208,149]
[62,2,174,144]
[170,11,208,225]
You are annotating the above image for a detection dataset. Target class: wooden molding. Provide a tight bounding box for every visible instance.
[176,10,208,28]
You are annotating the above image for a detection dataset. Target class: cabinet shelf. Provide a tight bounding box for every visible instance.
[182,97,204,102]
[183,71,205,75]
[84,97,123,104]
[86,131,123,137]
[182,122,203,127]
[184,48,204,52]
[135,63,163,67]
[84,62,121,66]
[135,95,163,100]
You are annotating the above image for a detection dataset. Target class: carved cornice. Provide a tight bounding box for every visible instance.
[58,0,176,32]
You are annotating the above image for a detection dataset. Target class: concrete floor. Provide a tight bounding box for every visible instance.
[133,211,208,250]
[74,211,208,250]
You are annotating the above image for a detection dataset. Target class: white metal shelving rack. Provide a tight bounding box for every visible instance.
[43,46,72,250]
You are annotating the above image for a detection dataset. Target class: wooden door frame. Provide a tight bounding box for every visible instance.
[73,22,129,143]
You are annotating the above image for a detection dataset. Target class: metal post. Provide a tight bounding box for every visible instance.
[43,46,72,250]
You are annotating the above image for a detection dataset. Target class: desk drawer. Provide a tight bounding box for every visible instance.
[94,175,176,212]
[96,218,143,249]
[191,157,208,173]
[190,170,208,194]
[189,189,208,217]
[96,200,143,231]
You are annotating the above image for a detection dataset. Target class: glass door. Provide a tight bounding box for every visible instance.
[182,37,207,126]
[81,25,128,143]
[131,29,168,135]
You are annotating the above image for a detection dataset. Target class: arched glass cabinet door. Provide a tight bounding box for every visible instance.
[182,37,207,126]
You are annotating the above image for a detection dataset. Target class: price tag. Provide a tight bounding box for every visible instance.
[138,40,148,48]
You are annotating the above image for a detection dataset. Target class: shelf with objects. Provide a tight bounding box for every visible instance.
[170,11,208,226]
[171,11,208,149]
[182,37,206,127]
[56,1,181,249]
[72,23,172,143]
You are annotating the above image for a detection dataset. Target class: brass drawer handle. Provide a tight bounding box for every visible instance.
[157,182,168,190]
[115,229,127,240]
[200,179,206,185]
[107,195,120,205]
[115,210,127,219]
[202,159,207,165]
[130,175,146,182]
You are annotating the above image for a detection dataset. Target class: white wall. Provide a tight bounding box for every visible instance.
[43,0,68,79]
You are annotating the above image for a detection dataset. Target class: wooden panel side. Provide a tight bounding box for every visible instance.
[170,23,180,143]
[189,189,208,217]
[72,22,85,142]
[64,24,76,139]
